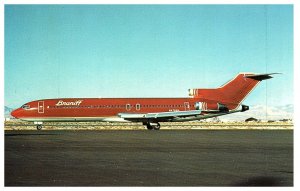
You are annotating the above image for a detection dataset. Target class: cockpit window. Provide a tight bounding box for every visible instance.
[21,104,30,110]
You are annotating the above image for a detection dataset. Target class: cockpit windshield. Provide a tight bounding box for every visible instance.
[21,104,30,110]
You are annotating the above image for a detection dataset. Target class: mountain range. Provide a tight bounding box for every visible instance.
[4,106,14,118]
[220,104,293,121]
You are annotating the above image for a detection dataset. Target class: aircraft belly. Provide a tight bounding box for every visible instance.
[18,116,129,122]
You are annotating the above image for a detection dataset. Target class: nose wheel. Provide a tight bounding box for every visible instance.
[36,124,43,130]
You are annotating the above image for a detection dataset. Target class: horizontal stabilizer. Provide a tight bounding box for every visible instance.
[245,73,281,81]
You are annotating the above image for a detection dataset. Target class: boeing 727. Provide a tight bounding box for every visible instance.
[11,72,278,130]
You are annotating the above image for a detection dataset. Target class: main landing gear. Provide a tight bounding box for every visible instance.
[143,122,160,130]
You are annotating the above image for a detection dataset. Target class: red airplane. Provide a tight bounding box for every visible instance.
[11,73,277,130]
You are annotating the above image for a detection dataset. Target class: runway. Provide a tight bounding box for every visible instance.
[5,130,293,186]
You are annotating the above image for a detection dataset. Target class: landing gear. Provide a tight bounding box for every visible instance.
[153,123,160,130]
[146,123,153,130]
[34,122,43,130]
[144,122,161,130]
[36,124,43,130]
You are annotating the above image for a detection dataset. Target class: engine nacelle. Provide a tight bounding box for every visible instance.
[217,103,229,112]
[194,102,228,112]
[194,102,203,110]
[241,105,249,112]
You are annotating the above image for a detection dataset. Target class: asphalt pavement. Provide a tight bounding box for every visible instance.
[5,130,293,186]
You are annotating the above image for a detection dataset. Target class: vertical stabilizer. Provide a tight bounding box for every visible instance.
[189,73,278,109]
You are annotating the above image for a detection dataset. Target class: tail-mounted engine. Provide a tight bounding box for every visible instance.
[241,105,249,112]
[194,102,203,110]
[194,102,229,112]
[218,103,229,112]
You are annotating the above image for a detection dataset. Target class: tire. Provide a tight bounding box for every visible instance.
[146,123,153,130]
[153,123,160,130]
[37,125,42,130]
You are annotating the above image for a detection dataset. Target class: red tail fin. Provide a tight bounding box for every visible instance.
[189,73,278,108]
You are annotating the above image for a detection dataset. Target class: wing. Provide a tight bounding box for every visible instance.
[117,105,249,123]
[118,110,202,122]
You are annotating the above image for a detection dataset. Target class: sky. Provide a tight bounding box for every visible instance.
[5,5,293,109]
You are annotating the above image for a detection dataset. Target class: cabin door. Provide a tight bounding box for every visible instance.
[184,102,190,111]
[38,101,44,113]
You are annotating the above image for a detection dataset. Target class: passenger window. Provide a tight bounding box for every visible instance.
[126,104,131,111]
[136,104,140,111]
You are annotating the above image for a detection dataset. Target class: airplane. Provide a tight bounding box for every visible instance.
[11,72,278,130]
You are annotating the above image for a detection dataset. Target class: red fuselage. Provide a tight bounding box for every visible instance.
[11,98,206,121]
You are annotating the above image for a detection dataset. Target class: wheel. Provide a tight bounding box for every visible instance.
[153,123,160,130]
[37,124,42,130]
[146,123,153,130]
[144,122,160,130]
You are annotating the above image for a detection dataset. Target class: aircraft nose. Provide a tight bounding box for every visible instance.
[11,108,21,119]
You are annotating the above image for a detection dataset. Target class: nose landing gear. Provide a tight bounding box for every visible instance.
[34,122,43,130]
[36,124,43,130]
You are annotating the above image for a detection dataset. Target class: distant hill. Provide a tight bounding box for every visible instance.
[4,106,14,118]
[220,104,293,122]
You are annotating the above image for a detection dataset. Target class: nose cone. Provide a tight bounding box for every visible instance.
[11,108,21,119]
